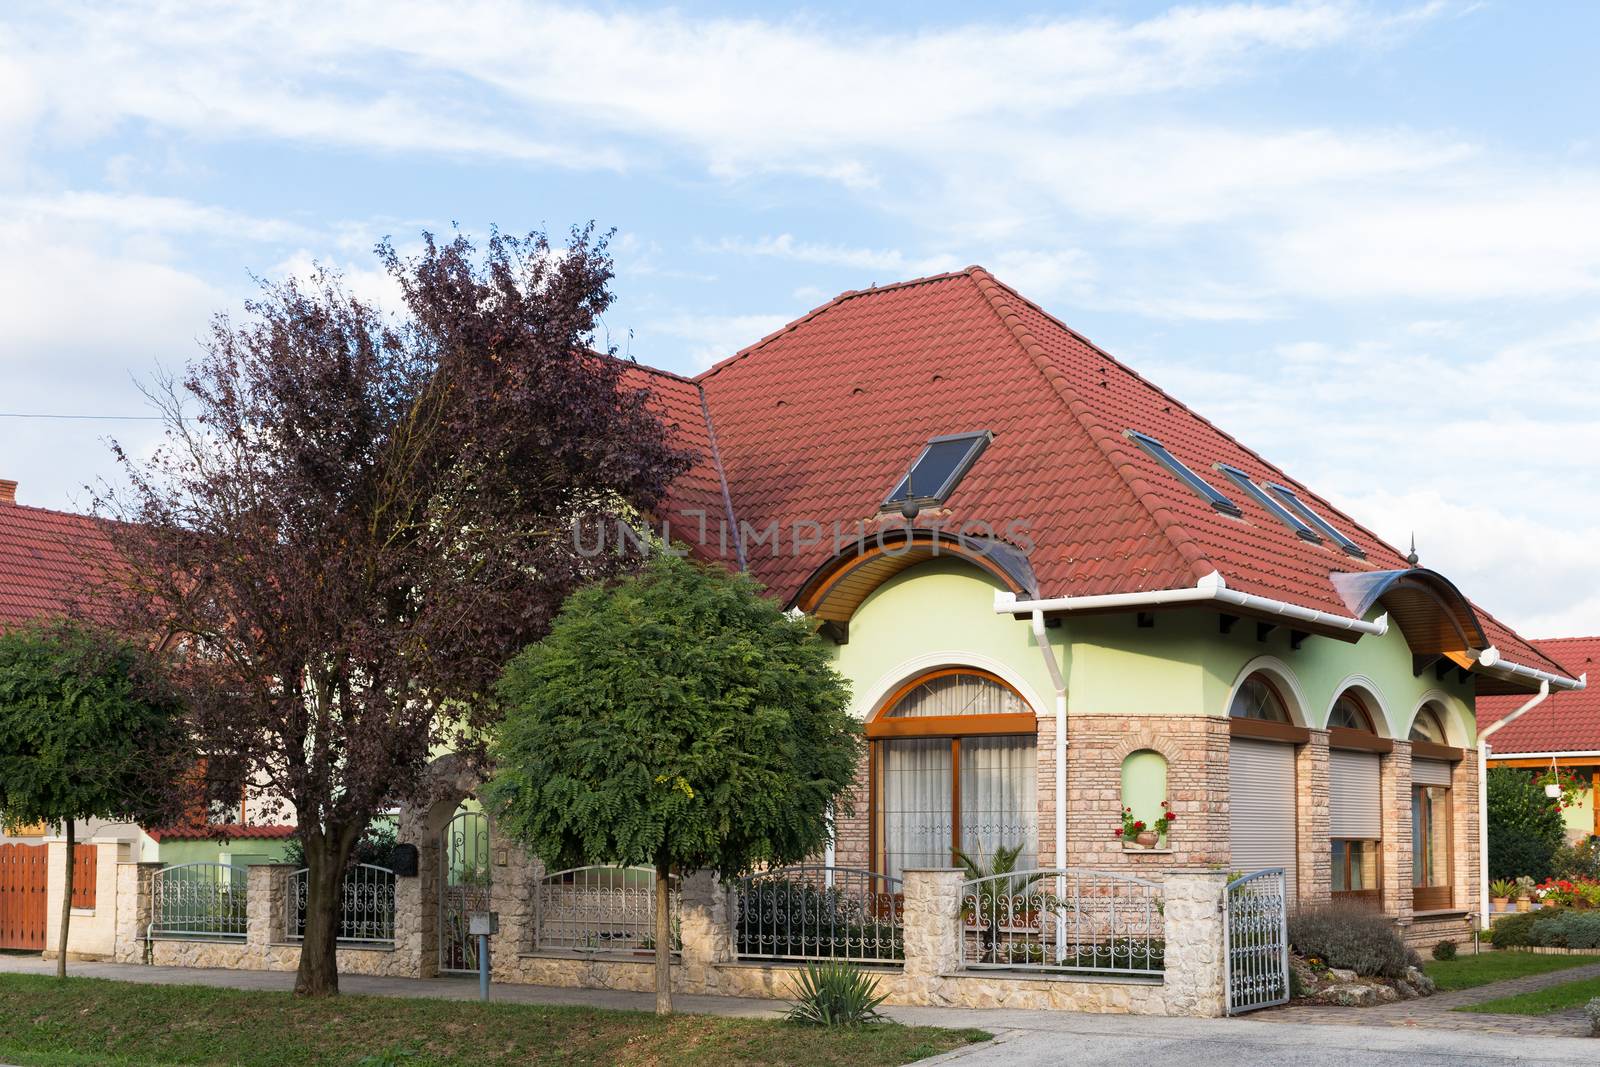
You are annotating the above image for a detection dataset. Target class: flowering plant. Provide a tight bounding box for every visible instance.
[1115,802,1176,841]
[1535,877,1600,909]
[1535,768,1586,809]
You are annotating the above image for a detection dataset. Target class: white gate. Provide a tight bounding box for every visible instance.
[1224,868,1290,1014]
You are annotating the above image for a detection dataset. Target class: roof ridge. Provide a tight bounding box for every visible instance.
[965,266,1216,585]
[695,268,976,382]
[0,499,105,525]
[969,273,1409,566]
[1533,635,1600,645]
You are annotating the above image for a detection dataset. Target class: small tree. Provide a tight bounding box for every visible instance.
[1487,766,1566,882]
[0,621,186,977]
[485,553,861,1014]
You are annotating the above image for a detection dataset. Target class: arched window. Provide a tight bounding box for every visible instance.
[1328,688,1381,905]
[869,670,1037,879]
[1229,675,1291,722]
[1121,750,1169,847]
[1328,692,1375,733]
[1409,703,1447,744]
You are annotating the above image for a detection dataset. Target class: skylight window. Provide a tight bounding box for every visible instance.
[1214,464,1321,543]
[1124,431,1240,516]
[884,431,991,507]
[1264,483,1366,558]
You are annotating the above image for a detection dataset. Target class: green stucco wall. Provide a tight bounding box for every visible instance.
[827,557,1478,746]
[156,838,292,867]
[1564,783,1595,840]
[1120,749,1168,832]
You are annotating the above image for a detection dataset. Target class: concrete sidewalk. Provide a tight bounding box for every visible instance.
[2,955,1596,1065]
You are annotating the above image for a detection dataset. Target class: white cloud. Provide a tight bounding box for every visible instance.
[653,312,794,370]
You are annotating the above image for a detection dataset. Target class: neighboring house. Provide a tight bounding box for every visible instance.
[0,478,292,864]
[1479,636,1600,843]
[621,266,1583,944]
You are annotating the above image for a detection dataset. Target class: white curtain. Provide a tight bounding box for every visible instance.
[959,737,1037,870]
[889,673,1025,717]
[882,739,951,879]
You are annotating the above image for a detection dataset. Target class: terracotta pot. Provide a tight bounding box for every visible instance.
[1135,831,1160,848]
[1516,898,1532,912]
[1491,897,1510,909]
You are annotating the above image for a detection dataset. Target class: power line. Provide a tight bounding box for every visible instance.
[0,412,163,421]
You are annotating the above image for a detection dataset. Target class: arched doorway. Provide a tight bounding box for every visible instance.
[438,803,491,973]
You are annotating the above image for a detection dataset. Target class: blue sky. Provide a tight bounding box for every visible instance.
[3,1,1600,638]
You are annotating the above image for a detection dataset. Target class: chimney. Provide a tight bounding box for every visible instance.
[0,479,16,505]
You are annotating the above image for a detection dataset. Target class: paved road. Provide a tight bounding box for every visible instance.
[2,956,1594,1065]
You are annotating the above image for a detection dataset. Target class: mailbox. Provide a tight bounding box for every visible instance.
[468,911,499,937]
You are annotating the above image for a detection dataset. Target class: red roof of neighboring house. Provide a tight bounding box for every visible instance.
[1478,637,1600,754]
[640,266,1568,688]
[0,489,115,630]
[146,824,297,842]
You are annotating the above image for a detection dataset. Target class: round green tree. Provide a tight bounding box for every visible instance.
[0,621,187,976]
[1487,766,1566,882]
[485,553,860,1014]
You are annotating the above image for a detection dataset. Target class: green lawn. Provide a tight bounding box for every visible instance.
[1422,951,1600,992]
[0,974,990,1067]
[1458,975,1600,1016]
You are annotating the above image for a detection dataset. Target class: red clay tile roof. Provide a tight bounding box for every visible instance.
[633,265,1567,685]
[1478,637,1600,754]
[146,824,297,842]
[0,499,115,630]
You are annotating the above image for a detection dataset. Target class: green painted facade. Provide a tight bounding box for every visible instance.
[155,837,292,867]
[828,557,1478,744]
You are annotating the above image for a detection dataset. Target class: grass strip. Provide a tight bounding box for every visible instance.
[0,973,989,1067]
[1422,951,1600,992]
[1456,975,1600,1016]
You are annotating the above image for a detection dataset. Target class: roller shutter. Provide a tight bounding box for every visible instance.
[1229,738,1298,904]
[1412,759,1453,787]
[1329,749,1382,838]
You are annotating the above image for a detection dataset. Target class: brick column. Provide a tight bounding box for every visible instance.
[901,868,962,979]
[1295,730,1331,906]
[1037,713,1059,867]
[832,752,872,871]
[1381,741,1413,926]
[247,865,291,953]
[1453,750,1481,919]
[1161,871,1227,1017]
[677,871,733,988]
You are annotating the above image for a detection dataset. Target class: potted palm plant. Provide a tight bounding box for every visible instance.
[1490,879,1515,910]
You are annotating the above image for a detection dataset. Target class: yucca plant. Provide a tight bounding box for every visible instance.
[785,960,888,1026]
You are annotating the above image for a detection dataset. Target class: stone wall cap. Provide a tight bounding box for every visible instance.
[901,867,965,873]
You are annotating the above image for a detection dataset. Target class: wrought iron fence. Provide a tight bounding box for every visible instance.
[733,866,904,964]
[1224,868,1290,1013]
[959,868,1164,975]
[286,864,397,945]
[149,862,249,940]
[533,865,680,955]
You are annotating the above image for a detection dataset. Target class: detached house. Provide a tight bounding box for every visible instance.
[625,267,1584,948]
[1480,636,1600,843]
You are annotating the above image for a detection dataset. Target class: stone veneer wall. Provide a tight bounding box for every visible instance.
[830,755,872,872]
[1294,731,1332,904]
[1380,741,1415,927]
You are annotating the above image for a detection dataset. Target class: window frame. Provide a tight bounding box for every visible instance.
[1125,430,1242,516]
[868,669,1038,875]
[1411,782,1454,912]
[1214,464,1322,542]
[1331,837,1383,906]
[1263,483,1366,558]
[882,431,993,510]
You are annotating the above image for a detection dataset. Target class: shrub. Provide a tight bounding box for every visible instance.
[1432,940,1457,961]
[1527,910,1600,950]
[1487,768,1566,882]
[785,961,888,1026]
[1487,910,1544,948]
[1553,838,1600,882]
[1288,901,1412,979]
[1585,996,1600,1037]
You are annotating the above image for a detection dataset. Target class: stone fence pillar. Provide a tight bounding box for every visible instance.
[113,862,161,963]
[249,865,295,952]
[1161,871,1227,1017]
[678,871,732,987]
[901,869,963,979]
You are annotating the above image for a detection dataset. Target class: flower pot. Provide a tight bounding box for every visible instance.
[1516,898,1532,912]
[1135,831,1160,848]
[1491,897,1510,909]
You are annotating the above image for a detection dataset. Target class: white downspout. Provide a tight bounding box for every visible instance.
[1477,679,1550,930]
[1031,609,1068,958]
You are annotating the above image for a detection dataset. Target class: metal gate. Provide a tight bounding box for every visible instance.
[1224,868,1290,1014]
[0,843,48,951]
[439,809,491,974]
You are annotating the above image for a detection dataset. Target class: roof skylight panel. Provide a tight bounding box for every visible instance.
[1123,431,1240,516]
[884,431,992,508]
[1264,483,1366,559]
[1214,464,1322,543]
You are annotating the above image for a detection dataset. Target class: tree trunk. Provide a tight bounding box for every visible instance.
[654,862,672,1015]
[293,837,345,997]
[56,819,73,979]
